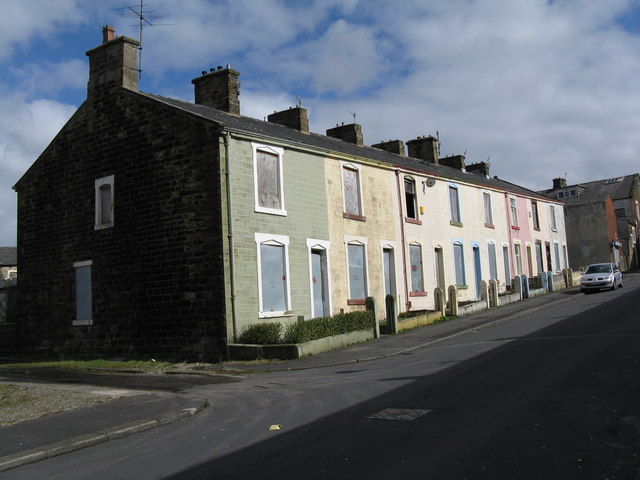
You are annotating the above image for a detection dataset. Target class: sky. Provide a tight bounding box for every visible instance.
[2,0,640,247]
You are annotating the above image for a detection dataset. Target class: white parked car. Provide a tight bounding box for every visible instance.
[580,263,623,293]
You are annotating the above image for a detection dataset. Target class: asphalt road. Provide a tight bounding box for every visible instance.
[7,278,640,480]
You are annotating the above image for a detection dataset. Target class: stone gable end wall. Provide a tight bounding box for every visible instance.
[15,90,227,361]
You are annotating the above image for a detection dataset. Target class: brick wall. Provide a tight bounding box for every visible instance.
[14,88,227,361]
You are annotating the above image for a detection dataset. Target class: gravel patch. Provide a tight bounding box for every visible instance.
[0,384,111,427]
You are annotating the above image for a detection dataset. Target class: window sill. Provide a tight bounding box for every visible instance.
[455,285,468,290]
[450,221,463,227]
[410,291,428,297]
[484,223,495,229]
[343,213,366,222]
[94,223,113,231]
[73,319,93,326]
[405,217,422,225]
[347,299,366,305]
[533,227,541,232]
[511,225,520,230]
[259,310,294,319]
[551,228,557,232]
[255,206,287,217]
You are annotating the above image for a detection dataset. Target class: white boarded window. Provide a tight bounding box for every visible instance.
[95,175,114,229]
[488,242,498,280]
[253,143,286,216]
[503,245,511,283]
[256,233,290,317]
[343,165,363,217]
[347,242,367,301]
[483,192,493,226]
[449,185,461,223]
[554,243,561,271]
[550,205,557,230]
[510,197,518,227]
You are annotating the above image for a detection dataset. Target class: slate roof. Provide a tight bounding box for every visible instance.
[539,174,638,206]
[139,91,556,203]
[0,247,17,266]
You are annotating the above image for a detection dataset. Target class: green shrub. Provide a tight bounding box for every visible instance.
[283,310,375,344]
[238,322,282,344]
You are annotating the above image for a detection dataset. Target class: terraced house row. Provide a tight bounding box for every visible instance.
[12,28,567,361]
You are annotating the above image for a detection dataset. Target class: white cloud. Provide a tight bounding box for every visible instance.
[9,59,87,97]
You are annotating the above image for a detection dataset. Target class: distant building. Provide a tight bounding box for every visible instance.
[0,247,17,281]
[540,175,640,270]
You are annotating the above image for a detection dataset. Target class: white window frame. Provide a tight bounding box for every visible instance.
[341,162,365,218]
[306,239,332,318]
[487,240,498,281]
[531,200,540,230]
[510,197,519,227]
[252,143,286,216]
[345,235,369,302]
[73,260,93,326]
[255,233,291,318]
[95,175,114,230]
[553,242,561,272]
[380,240,398,298]
[448,183,462,224]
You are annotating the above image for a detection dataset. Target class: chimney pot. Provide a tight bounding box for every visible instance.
[102,25,115,43]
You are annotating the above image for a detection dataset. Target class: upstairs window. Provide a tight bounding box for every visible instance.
[531,201,540,230]
[510,197,519,228]
[95,175,114,229]
[449,185,461,225]
[483,192,493,226]
[253,143,286,216]
[343,165,364,220]
[404,178,418,220]
[550,205,557,230]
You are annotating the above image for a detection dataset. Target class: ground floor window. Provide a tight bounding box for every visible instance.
[73,260,92,326]
[256,233,291,317]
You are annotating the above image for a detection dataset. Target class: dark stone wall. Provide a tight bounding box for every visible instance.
[14,87,227,361]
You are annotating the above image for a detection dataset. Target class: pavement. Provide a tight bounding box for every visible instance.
[0,285,590,472]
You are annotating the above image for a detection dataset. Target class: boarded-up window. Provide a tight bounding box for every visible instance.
[343,167,362,216]
[488,242,498,280]
[260,243,287,312]
[410,244,424,292]
[99,184,112,224]
[483,192,493,225]
[503,245,511,283]
[449,186,461,223]
[550,205,557,230]
[75,263,92,321]
[453,242,465,285]
[257,151,281,210]
[348,243,366,300]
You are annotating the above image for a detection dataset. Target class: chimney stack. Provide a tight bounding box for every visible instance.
[466,161,490,177]
[192,66,240,114]
[268,106,309,133]
[85,26,139,95]
[439,155,466,171]
[553,177,567,189]
[372,140,405,156]
[326,123,363,146]
[406,136,439,165]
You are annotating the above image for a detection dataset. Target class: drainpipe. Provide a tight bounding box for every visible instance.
[224,132,238,341]
[395,170,410,312]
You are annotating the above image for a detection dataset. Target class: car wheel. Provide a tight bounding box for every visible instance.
[611,281,617,290]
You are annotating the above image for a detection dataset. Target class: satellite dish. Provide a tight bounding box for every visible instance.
[426,178,436,187]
